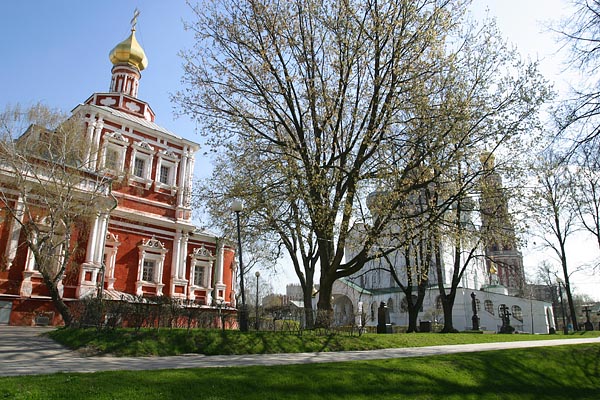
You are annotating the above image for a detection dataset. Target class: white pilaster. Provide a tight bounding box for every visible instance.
[85,213,100,264]
[171,230,182,279]
[4,197,24,270]
[177,147,188,208]
[84,116,96,167]
[216,241,224,285]
[93,213,109,265]
[185,153,195,206]
[90,117,104,170]
[180,233,189,279]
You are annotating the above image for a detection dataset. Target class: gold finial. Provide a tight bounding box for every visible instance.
[130,8,140,31]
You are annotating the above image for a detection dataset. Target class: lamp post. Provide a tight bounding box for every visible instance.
[232,199,248,332]
[255,270,260,331]
[557,279,568,335]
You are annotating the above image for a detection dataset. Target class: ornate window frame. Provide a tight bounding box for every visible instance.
[188,245,215,303]
[136,236,167,296]
[129,140,154,189]
[100,131,129,175]
[154,149,179,194]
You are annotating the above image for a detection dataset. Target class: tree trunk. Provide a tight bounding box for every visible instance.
[560,241,579,331]
[302,286,315,329]
[42,273,73,326]
[316,274,334,328]
[407,306,419,333]
[440,294,456,333]
[564,278,579,331]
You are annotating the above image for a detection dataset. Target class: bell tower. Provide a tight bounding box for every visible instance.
[479,152,526,296]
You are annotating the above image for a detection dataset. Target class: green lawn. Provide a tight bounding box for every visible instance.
[48,327,600,356]
[0,344,598,399]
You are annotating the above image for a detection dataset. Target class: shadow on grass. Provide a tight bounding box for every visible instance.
[11,345,596,400]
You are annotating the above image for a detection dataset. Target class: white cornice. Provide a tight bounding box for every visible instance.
[111,206,196,231]
[72,103,200,152]
[113,191,177,211]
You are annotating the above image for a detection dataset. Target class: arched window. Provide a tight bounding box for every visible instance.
[475,299,481,312]
[435,295,443,311]
[400,295,421,312]
[387,297,394,312]
[371,302,378,321]
[484,300,494,315]
[512,305,523,321]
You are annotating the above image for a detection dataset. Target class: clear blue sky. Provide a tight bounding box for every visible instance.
[1,0,598,299]
[0,1,198,145]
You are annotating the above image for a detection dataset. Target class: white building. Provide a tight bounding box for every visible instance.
[327,172,554,334]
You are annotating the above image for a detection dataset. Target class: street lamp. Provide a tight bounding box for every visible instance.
[556,279,568,335]
[232,199,248,332]
[255,270,260,331]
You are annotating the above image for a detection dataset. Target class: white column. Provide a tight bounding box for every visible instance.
[24,231,38,272]
[185,154,195,206]
[90,117,104,170]
[106,246,118,290]
[157,253,166,296]
[187,257,197,301]
[216,241,224,285]
[177,147,188,208]
[84,116,96,167]
[93,213,109,265]
[180,233,189,280]
[171,230,182,279]
[4,197,25,270]
[85,214,100,264]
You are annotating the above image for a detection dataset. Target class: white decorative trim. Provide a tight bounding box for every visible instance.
[187,244,215,303]
[141,236,167,251]
[100,97,117,106]
[159,149,178,160]
[192,245,214,259]
[134,140,154,152]
[129,141,155,189]
[125,101,141,113]
[136,236,168,296]
[105,131,129,144]
[104,232,121,290]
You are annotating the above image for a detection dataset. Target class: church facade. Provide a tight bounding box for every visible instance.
[0,20,237,326]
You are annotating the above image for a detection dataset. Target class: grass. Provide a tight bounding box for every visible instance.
[0,344,598,399]
[48,327,600,356]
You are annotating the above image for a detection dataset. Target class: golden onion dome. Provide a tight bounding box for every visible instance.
[109,28,148,71]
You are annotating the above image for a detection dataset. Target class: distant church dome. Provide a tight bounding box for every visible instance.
[109,28,148,71]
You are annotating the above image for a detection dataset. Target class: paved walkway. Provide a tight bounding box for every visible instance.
[1,326,599,377]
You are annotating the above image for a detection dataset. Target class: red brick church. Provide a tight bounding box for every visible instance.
[0,19,238,326]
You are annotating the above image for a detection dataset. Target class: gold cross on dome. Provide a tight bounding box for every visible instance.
[130,8,140,30]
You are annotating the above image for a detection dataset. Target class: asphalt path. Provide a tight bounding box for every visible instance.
[1,326,599,377]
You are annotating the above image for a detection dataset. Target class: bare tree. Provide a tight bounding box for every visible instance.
[556,0,600,148]
[177,0,551,323]
[378,188,435,333]
[571,142,600,256]
[527,152,580,331]
[433,178,485,333]
[0,104,114,326]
